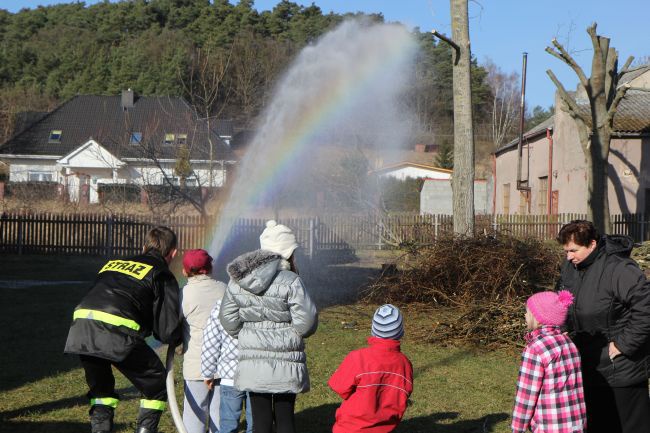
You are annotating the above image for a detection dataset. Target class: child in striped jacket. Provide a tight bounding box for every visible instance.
[512,290,586,433]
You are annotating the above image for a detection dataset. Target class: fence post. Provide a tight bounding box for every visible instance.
[105,214,114,257]
[17,214,23,255]
[434,214,439,239]
[640,214,645,243]
[308,218,315,260]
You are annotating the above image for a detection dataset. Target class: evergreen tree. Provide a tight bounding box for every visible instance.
[435,141,454,169]
[0,0,493,154]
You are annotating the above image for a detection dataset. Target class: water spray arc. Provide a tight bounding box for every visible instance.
[205,20,419,264]
[167,21,419,432]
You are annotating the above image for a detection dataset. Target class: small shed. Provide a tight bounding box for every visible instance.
[420,178,491,215]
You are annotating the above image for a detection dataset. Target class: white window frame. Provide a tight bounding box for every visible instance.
[48,130,62,143]
[28,171,53,182]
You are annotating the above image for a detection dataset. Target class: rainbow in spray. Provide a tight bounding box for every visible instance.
[207,21,419,263]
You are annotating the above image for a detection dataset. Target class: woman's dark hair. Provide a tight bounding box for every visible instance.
[143,226,178,257]
[556,220,599,246]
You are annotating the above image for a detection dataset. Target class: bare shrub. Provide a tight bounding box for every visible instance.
[98,183,141,204]
[363,232,562,347]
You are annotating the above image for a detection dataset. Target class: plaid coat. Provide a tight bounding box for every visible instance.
[512,326,586,433]
[200,299,239,387]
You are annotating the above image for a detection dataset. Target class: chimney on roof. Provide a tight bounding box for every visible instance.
[121,89,135,111]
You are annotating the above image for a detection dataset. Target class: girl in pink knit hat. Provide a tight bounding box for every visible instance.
[511,290,587,433]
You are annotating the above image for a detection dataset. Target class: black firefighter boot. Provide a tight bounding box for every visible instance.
[134,407,162,433]
[89,405,114,433]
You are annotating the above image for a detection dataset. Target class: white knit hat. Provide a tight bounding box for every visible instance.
[259,220,298,259]
[371,304,404,340]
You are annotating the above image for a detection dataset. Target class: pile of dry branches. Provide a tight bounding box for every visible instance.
[363,232,562,347]
[631,241,650,273]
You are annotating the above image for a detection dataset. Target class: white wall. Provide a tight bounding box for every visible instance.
[130,164,225,187]
[62,141,123,169]
[5,155,228,205]
[420,179,490,214]
[8,159,59,182]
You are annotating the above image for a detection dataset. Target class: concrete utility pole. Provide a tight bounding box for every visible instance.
[433,0,475,236]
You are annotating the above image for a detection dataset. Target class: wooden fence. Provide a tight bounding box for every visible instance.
[1,212,649,257]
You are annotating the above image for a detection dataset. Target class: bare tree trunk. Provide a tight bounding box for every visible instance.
[546,23,633,234]
[450,0,475,235]
[588,139,609,230]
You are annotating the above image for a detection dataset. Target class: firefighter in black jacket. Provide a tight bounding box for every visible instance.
[556,220,650,433]
[64,226,183,433]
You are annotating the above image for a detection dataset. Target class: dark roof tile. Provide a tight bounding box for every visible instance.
[0,95,234,161]
[498,88,650,154]
[498,115,554,153]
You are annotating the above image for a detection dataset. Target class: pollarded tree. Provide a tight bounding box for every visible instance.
[546,23,635,233]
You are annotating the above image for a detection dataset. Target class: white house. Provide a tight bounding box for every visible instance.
[369,144,452,181]
[0,90,235,203]
[370,161,452,181]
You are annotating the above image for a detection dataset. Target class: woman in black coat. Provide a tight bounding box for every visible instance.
[556,220,650,433]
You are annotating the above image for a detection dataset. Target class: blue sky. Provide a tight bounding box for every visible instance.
[3,0,649,109]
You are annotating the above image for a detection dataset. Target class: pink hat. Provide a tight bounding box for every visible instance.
[526,290,574,326]
[183,249,213,274]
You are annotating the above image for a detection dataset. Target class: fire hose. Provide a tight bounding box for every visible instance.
[165,344,188,433]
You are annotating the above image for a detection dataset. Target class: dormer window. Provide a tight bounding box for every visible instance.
[49,130,62,143]
[130,132,143,145]
[177,134,187,145]
[164,133,175,146]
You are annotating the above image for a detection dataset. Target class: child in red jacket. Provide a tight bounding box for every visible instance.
[328,304,413,433]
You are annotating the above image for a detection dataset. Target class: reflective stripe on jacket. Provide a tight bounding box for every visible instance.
[64,250,182,362]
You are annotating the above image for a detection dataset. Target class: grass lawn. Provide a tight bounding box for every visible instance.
[0,254,521,433]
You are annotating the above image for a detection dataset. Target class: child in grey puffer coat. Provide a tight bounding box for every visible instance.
[219,220,318,433]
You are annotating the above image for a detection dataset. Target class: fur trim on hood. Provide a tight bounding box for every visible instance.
[227,249,287,294]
